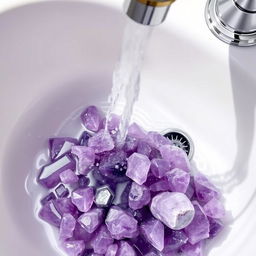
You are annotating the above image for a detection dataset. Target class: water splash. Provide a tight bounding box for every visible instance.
[105,18,153,143]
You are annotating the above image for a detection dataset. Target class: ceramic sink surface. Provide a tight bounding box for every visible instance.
[0,0,256,255]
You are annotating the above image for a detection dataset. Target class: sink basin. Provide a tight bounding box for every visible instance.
[0,0,256,255]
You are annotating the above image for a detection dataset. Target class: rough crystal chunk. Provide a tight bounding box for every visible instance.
[163,230,188,253]
[166,168,190,193]
[106,244,118,256]
[103,114,120,135]
[81,105,102,132]
[123,136,138,154]
[91,225,114,254]
[62,240,85,256]
[78,208,104,233]
[53,198,78,217]
[184,201,210,244]
[105,206,138,239]
[60,169,79,184]
[73,222,94,242]
[126,153,151,185]
[203,198,225,219]
[149,179,170,192]
[137,141,152,157]
[59,213,76,240]
[55,184,69,198]
[88,129,115,153]
[71,187,94,212]
[39,200,61,227]
[140,218,164,251]
[209,218,224,238]
[181,242,203,256]
[128,123,147,139]
[117,241,136,256]
[151,158,170,178]
[95,185,114,207]
[129,182,151,210]
[40,192,56,205]
[71,146,95,175]
[146,131,171,150]
[150,192,195,230]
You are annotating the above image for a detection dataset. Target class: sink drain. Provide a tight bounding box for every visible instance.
[163,129,194,160]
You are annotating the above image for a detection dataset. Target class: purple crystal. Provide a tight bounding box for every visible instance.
[71,187,94,212]
[40,192,56,205]
[62,240,85,256]
[145,253,158,256]
[71,146,95,175]
[88,129,115,153]
[149,179,170,192]
[184,201,210,244]
[129,182,151,210]
[53,198,78,217]
[103,114,120,135]
[140,218,164,251]
[150,192,195,230]
[106,244,118,256]
[113,181,132,209]
[59,213,76,240]
[39,200,61,227]
[91,225,114,254]
[55,184,69,198]
[49,137,78,160]
[38,154,75,189]
[126,153,151,185]
[151,159,170,178]
[123,136,138,154]
[117,241,136,256]
[181,242,204,256]
[78,175,90,188]
[186,178,195,199]
[209,218,224,238]
[163,230,188,253]
[73,222,94,242]
[166,168,190,193]
[160,145,191,172]
[105,206,138,239]
[79,131,92,146]
[194,173,220,203]
[95,185,114,207]
[60,169,79,184]
[137,141,152,157]
[203,198,225,219]
[146,131,171,150]
[78,208,104,233]
[128,123,147,139]
[81,106,102,132]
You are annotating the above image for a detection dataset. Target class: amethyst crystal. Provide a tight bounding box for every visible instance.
[203,198,225,219]
[163,230,188,253]
[128,123,147,139]
[117,241,136,256]
[95,185,114,207]
[71,146,95,175]
[149,179,170,192]
[60,169,79,184]
[126,153,151,185]
[209,218,224,238]
[79,131,92,146]
[59,213,76,240]
[106,244,118,256]
[81,106,102,132]
[140,218,164,251]
[53,198,78,217]
[150,158,170,178]
[78,208,104,233]
[184,201,210,244]
[105,206,138,239]
[78,175,90,188]
[55,184,69,198]
[103,114,120,135]
[40,192,56,205]
[146,131,171,150]
[88,129,115,153]
[38,154,75,189]
[165,168,190,193]
[137,141,152,157]
[62,240,85,256]
[150,192,195,230]
[123,136,138,154]
[73,222,94,242]
[129,182,151,210]
[181,242,204,256]
[113,181,132,209]
[91,225,114,254]
[71,187,94,212]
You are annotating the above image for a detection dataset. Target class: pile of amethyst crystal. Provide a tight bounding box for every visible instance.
[38,106,225,256]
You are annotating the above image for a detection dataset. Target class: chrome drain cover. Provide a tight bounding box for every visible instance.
[163,129,194,160]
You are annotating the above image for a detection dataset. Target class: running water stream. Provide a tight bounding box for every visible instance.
[105,18,153,143]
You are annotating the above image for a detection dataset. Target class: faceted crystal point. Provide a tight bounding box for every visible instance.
[146,131,171,150]
[60,169,79,184]
[126,153,151,185]
[78,208,104,233]
[79,131,92,146]
[166,168,190,193]
[59,213,76,240]
[184,201,210,244]
[151,158,170,178]
[117,241,136,256]
[73,222,94,242]
[203,198,225,219]
[81,105,102,132]
[95,185,114,207]
[71,146,95,175]
[137,141,152,157]
[88,129,115,153]
[128,122,147,139]
[91,225,114,254]
[71,187,94,212]
[181,242,204,256]
[39,200,61,227]
[106,244,118,256]
[150,192,195,230]
[53,198,78,217]
[62,240,85,256]
[105,206,138,240]
[129,182,151,210]
[140,218,165,251]
[160,145,191,172]
[55,184,69,198]
[194,173,220,203]
[163,230,188,253]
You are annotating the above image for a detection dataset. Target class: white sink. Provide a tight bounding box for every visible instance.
[0,0,256,255]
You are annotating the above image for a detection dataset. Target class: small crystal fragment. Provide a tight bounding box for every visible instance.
[79,131,92,146]
[71,187,94,212]
[62,240,85,256]
[150,192,195,230]
[53,198,78,217]
[186,178,195,199]
[129,182,151,210]
[71,146,95,175]
[166,168,190,193]
[91,225,114,254]
[140,218,164,251]
[137,141,152,157]
[88,129,115,153]
[103,114,120,134]
[59,213,76,240]
[146,131,171,150]
[81,105,102,132]
[39,200,61,227]
[60,169,79,184]
[203,198,225,219]
[40,192,56,205]
[123,136,138,154]
[106,244,118,256]
[126,153,151,185]
[117,241,136,256]
[95,185,114,207]
[209,218,224,238]
[73,222,94,242]
[184,201,210,244]
[128,123,147,139]
[163,230,188,253]
[78,208,104,233]
[55,184,69,198]
[151,158,169,178]
[181,242,204,256]
[105,206,138,239]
